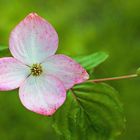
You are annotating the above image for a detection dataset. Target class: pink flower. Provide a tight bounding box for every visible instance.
[0,13,89,116]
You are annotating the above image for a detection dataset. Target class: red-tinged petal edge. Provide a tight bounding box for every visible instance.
[19,74,66,116]
[42,54,89,90]
[9,13,58,65]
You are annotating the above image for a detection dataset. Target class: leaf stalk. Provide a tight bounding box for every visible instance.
[87,74,138,83]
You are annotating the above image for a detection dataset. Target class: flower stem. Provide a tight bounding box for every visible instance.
[87,74,138,83]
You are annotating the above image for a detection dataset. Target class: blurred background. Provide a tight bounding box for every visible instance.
[0,0,140,139]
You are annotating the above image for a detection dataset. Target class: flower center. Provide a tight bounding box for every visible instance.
[31,64,43,76]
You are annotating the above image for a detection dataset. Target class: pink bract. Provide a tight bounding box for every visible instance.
[0,13,89,116]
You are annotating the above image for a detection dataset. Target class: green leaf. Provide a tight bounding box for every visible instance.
[73,52,109,70]
[0,45,10,57]
[0,45,8,51]
[52,82,125,140]
[136,67,140,76]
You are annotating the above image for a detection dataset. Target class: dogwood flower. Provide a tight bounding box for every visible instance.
[0,13,89,116]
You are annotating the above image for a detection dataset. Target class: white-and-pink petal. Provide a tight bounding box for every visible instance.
[0,57,29,91]
[42,54,89,89]
[9,13,58,65]
[19,74,66,116]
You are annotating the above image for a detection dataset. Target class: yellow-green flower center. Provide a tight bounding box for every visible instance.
[31,64,43,76]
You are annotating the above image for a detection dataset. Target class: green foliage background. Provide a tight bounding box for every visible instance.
[0,0,140,139]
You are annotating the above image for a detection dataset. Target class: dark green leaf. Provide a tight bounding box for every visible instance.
[73,52,109,70]
[52,82,125,140]
[0,45,10,57]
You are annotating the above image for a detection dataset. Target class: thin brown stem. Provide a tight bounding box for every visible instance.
[87,74,138,83]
